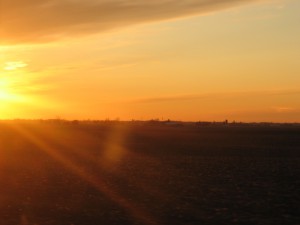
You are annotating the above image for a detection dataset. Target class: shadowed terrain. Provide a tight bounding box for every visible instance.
[0,121,299,225]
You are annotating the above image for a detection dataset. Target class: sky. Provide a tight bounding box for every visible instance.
[0,0,300,122]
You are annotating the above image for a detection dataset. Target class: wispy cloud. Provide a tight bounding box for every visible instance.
[131,89,300,104]
[1,0,267,44]
[273,106,296,113]
[3,61,28,71]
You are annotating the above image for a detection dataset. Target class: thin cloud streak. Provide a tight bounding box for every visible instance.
[1,0,267,44]
[131,89,300,104]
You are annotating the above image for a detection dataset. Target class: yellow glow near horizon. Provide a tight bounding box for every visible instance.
[0,60,59,119]
[0,77,26,102]
[0,60,32,118]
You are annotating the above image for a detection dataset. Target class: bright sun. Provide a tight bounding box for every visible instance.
[0,79,24,102]
[0,58,46,119]
[0,74,29,119]
[0,61,29,103]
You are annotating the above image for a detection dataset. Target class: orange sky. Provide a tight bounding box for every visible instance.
[0,0,300,122]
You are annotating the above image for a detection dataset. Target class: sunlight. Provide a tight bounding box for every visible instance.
[0,58,34,106]
[0,57,59,119]
[0,78,26,102]
[0,86,26,119]
[7,122,157,225]
[0,68,30,118]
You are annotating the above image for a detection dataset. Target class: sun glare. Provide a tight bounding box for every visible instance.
[0,58,52,119]
[0,89,24,102]
[0,61,30,115]
[0,78,29,119]
[0,79,25,102]
[0,59,29,103]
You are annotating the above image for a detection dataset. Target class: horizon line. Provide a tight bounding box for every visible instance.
[1,118,300,125]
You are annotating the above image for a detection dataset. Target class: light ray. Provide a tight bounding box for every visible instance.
[8,122,159,225]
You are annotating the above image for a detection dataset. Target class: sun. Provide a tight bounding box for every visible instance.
[0,75,29,119]
[0,89,15,101]
[0,59,51,119]
[0,61,29,105]
[0,78,25,102]
[0,88,23,102]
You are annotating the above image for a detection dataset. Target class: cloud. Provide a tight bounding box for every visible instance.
[131,89,300,104]
[273,107,296,113]
[3,61,28,71]
[0,0,265,44]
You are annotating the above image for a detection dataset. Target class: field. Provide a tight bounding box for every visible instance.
[0,121,299,225]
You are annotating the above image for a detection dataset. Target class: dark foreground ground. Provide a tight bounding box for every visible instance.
[0,121,299,225]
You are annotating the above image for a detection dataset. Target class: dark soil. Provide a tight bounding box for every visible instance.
[0,121,299,225]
